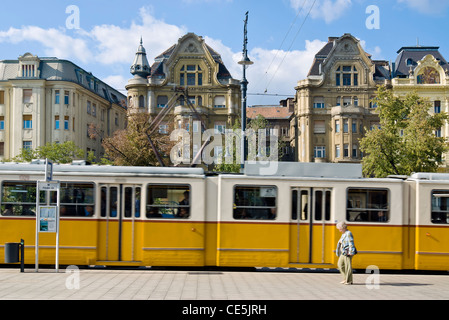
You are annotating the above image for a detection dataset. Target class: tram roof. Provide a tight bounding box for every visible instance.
[243,162,363,179]
[0,162,205,177]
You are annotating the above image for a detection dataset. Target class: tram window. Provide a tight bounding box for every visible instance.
[57,182,95,217]
[431,190,449,224]
[291,190,309,221]
[1,181,45,216]
[146,185,190,219]
[346,188,389,222]
[123,187,141,218]
[234,186,277,220]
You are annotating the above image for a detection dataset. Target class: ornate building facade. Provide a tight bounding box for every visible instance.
[391,45,449,165]
[292,34,390,163]
[126,33,242,164]
[0,53,127,160]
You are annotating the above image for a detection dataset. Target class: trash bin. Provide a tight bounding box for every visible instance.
[5,242,20,263]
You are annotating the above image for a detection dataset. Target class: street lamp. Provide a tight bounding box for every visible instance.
[239,11,253,172]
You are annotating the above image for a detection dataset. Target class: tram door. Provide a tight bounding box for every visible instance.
[98,184,142,262]
[290,188,332,264]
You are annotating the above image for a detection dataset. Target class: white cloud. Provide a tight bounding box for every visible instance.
[290,0,352,24]
[0,26,93,63]
[397,0,449,14]
[90,7,187,65]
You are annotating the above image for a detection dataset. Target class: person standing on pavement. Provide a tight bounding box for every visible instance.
[336,221,357,285]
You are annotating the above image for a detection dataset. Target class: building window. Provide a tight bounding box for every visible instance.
[343,119,349,133]
[314,146,326,158]
[343,97,351,106]
[214,96,226,108]
[87,101,91,114]
[115,113,119,126]
[64,91,70,105]
[214,122,226,134]
[139,95,145,108]
[23,141,32,150]
[55,90,60,104]
[64,116,69,130]
[352,144,358,158]
[335,145,341,158]
[435,128,442,138]
[159,124,169,134]
[23,115,32,129]
[352,120,357,133]
[313,97,325,109]
[353,97,358,106]
[343,73,351,86]
[314,120,326,134]
[0,142,3,156]
[179,65,203,87]
[336,65,358,87]
[92,104,97,117]
[55,116,60,129]
[22,65,35,77]
[0,91,4,104]
[23,89,32,104]
[434,101,441,114]
[0,117,4,130]
[157,96,168,108]
[343,144,349,157]
[335,120,340,133]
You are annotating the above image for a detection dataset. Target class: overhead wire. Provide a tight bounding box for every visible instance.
[252,0,307,92]
[262,0,318,96]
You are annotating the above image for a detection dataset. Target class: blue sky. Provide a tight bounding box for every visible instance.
[1,0,449,105]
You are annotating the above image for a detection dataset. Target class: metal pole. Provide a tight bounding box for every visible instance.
[239,12,253,172]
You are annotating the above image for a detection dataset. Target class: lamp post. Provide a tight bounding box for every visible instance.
[239,11,253,172]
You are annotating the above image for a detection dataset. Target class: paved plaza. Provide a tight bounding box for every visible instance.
[0,266,447,301]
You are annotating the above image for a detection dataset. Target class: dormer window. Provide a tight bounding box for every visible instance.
[336,65,358,87]
[22,65,35,77]
[406,58,413,66]
[179,64,203,86]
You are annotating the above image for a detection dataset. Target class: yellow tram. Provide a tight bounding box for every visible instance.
[0,162,448,271]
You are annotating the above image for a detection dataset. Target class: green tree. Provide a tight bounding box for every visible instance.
[360,86,449,177]
[11,141,85,164]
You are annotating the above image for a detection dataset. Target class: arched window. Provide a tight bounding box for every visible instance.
[139,95,145,108]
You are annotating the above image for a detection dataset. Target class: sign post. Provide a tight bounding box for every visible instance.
[35,159,60,273]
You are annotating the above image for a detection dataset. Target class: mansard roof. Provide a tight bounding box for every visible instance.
[394,46,449,77]
[0,54,126,108]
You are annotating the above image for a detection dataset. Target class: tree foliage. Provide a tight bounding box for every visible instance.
[101,111,174,166]
[11,141,84,164]
[360,86,449,177]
